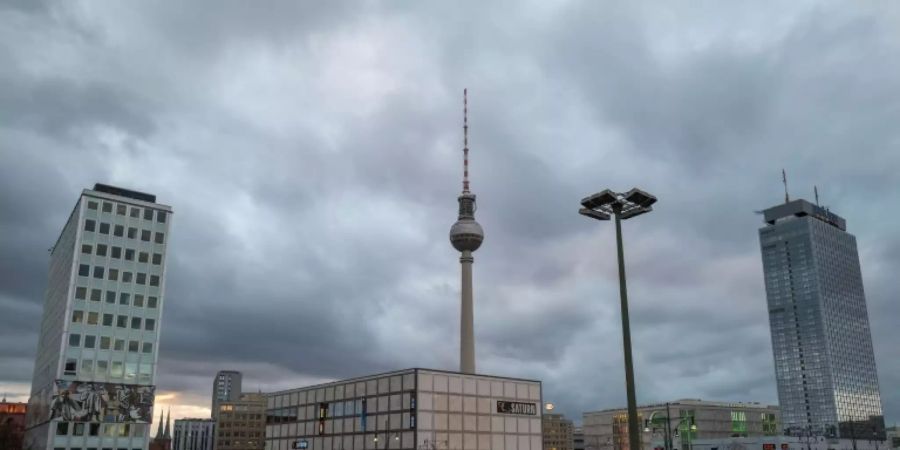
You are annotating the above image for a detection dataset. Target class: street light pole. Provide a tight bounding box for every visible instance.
[580,188,658,450]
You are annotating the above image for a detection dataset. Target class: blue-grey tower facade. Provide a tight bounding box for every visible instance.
[758,199,883,440]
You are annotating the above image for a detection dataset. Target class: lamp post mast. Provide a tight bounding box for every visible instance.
[614,206,641,450]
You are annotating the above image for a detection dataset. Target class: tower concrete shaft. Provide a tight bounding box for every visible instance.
[460,250,475,373]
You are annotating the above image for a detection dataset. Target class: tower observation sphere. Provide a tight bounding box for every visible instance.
[450,194,484,252]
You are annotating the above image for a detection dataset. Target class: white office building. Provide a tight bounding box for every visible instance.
[23,184,173,450]
[174,418,216,450]
[265,369,543,450]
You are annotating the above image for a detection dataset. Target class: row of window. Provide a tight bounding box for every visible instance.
[82,244,163,265]
[75,287,158,308]
[64,357,153,382]
[55,420,147,438]
[84,220,165,244]
[77,265,161,286]
[88,198,165,223]
[68,333,154,353]
[71,310,156,331]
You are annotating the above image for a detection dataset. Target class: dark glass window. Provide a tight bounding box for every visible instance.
[69,333,81,347]
[96,244,107,257]
[84,335,96,349]
[87,201,98,211]
[103,314,113,326]
[139,252,149,263]
[134,294,144,307]
[127,227,137,239]
[148,297,158,308]
[73,422,85,436]
[128,340,140,352]
[116,204,127,215]
[79,264,90,276]
[114,225,124,237]
[145,319,155,331]
[142,342,153,353]
[108,268,119,281]
[152,253,162,265]
[56,422,69,435]
[114,339,125,351]
[100,336,111,349]
[106,290,116,303]
[90,423,101,436]
[122,271,133,283]
[82,244,92,254]
[64,359,77,375]
[75,287,87,299]
[116,316,127,328]
[93,266,104,279]
[157,211,167,223]
[150,275,160,287]
[154,232,165,244]
[130,207,140,218]
[112,246,122,259]
[136,273,146,285]
[130,317,141,329]
[99,222,110,235]
[125,249,135,261]
[144,208,153,220]
[84,219,96,232]
[119,293,130,305]
[102,202,113,213]
[141,230,151,242]
[90,289,102,302]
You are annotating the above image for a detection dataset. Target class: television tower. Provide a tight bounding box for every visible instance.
[449,88,484,374]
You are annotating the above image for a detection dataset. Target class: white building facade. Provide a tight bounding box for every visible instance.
[23,184,173,450]
[265,369,543,450]
[174,418,216,450]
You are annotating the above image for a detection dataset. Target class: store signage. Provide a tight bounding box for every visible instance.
[292,440,308,449]
[496,401,537,416]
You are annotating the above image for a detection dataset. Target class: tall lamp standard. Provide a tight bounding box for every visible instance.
[579,188,658,450]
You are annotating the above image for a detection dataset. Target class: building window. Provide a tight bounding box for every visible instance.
[111,361,124,378]
[117,204,127,215]
[139,252,149,263]
[144,209,154,221]
[105,290,115,303]
[87,201,98,211]
[90,423,101,436]
[148,297,158,308]
[93,266,104,279]
[131,317,141,329]
[150,275,160,287]
[141,230,151,242]
[114,339,125,351]
[96,360,108,375]
[131,207,141,218]
[75,287,87,299]
[157,211,166,223]
[136,273,146,285]
[99,222,110,235]
[111,246,122,259]
[102,202,113,213]
[128,340,140,352]
[114,225,124,237]
[84,219,96,232]
[90,289,102,302]
[154,232,165,244]
[84,335,96,349]
[79,264,90,277]
[69,333,81,347]
[117,315,127,328]
[96,244,108,257]
[122,271,133,283]
[134,294,144,307]
[100,336,111,349]
[87,312,99,325]
[56,422,69,435]
[127,227,137,239]
[108,269,119,281]
[125,249,135,261]
[82,244,93,254]
[119,293,130,305]
[142,342,153,353]
[72,310,84,323]
[145,319,155,331]
[152,253,162,265]
[64,359,77,375]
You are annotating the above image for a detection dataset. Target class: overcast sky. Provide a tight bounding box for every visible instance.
[2,0,899,431]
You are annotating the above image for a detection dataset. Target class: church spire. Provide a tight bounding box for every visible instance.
[164,407,171,438]
[156,409,164,438]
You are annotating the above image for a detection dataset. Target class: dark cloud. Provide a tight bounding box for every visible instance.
[1,0,899,428]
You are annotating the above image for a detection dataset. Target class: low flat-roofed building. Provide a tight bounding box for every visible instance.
[265,368,543,450]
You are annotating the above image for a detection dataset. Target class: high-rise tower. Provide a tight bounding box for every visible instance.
[759,198,884,439]
[24,183,173,450]
[449,89,484,374]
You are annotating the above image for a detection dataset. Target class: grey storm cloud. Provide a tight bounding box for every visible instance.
[1,0,899,426]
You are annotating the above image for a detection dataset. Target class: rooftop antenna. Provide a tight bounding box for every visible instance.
[814,185,820,207]
[782,169,790,203]
[463,88,470,194]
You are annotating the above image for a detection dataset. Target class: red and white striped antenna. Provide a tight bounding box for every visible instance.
[463,88,470,194]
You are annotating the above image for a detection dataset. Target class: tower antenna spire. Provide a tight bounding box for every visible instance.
[814,185,819,207]
[463,88,470,194]
[782,169,790,203]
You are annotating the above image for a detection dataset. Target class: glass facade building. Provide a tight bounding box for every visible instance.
[759,199,883,440]
[24,184,173,450]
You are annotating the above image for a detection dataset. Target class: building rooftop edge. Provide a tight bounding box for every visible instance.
[83,188,173,211]
[760,198,846,231]
[584,399,779,415]
[266,368,542,396]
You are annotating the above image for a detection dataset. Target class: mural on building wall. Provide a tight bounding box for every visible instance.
[49,381,155,423]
